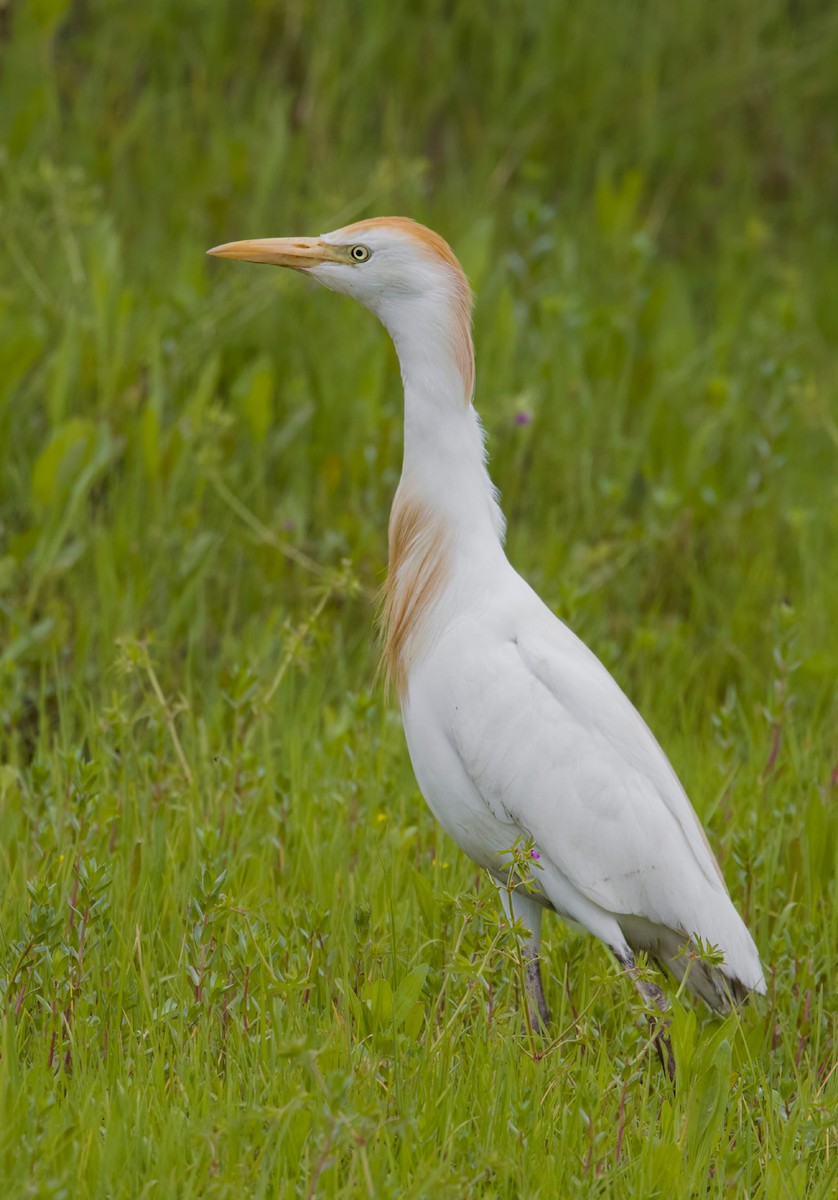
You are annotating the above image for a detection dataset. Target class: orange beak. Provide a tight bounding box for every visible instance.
[206,236,344,270]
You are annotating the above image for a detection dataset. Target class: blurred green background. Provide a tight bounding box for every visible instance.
[1,1,836,1196]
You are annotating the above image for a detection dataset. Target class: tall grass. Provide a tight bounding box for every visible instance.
[1,1,836,1195]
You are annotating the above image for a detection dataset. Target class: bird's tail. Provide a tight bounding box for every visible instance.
[663,946,765,1011]
[623,908,766,1012]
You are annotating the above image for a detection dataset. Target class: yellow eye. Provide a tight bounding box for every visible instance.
[350,245,371,262]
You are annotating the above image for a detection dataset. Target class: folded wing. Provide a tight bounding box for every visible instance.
[446,598,764,1002]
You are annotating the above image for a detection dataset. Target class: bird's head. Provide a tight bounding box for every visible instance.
[208,216,475,400]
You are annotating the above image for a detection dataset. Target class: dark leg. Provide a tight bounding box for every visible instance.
[524,949,551,1033]
[612,945,676,1083]
[496,882,551,1034]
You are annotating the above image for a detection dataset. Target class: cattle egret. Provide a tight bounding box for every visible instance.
[208,217,765,1074]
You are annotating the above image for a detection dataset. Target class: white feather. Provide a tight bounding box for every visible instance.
[403,564,765,1004]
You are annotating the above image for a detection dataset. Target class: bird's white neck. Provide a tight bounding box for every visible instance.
[378,295,507,696]
[383,293,504,540]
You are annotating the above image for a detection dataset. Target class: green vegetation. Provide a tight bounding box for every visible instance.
[1,1,836,1194]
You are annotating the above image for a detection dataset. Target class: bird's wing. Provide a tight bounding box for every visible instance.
[517,615,728,893]
[446,598,730,938]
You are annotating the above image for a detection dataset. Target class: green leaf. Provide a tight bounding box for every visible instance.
[31,417,97,508]
[187,353,221,419]
[0,765,21,802]
[411,868,436,933]
[686,1037,732,1182]
[595,167,644,236]
[140,404,161,481]
[233,354,274,445]
[335,979,365,1028]
[392,965,429,1028]
[363,977,393,1028]
[403,1001,426,1041]
[0,618,55,666]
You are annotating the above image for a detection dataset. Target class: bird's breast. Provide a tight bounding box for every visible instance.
[399,603,527,867]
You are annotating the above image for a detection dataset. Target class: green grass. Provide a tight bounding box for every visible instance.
[1,0,837,1195]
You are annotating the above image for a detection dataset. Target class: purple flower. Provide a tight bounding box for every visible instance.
[514,411,532,427]
[530,849,540,860]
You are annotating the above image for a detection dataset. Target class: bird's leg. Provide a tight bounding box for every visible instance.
[612,946,676,1083]
[496,882,551,1033]
[523,946,551,1034]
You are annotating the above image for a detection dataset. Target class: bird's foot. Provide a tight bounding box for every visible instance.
[612,945,677,1085]
[647,1014,676,1084]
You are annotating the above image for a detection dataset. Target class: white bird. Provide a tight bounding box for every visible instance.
[208,217,766,1072]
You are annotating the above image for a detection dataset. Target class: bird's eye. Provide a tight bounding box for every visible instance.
[350,245,371,262]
